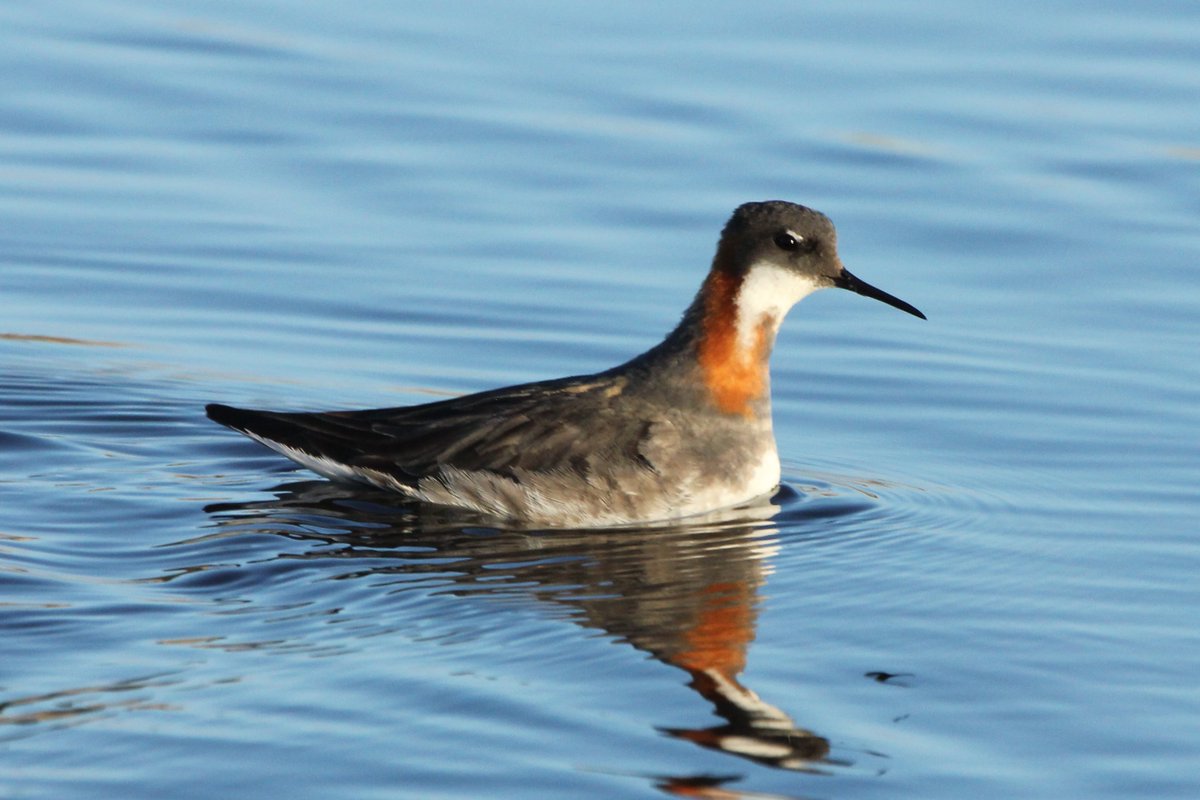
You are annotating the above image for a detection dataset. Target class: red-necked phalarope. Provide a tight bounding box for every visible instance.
[208,201,924,527]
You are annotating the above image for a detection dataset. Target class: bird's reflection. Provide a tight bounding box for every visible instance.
[203,480,838,787]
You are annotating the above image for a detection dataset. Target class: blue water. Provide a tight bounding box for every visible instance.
[3,1,1199,797]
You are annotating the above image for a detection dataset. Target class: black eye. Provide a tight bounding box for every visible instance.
[774,231,812,252]
[774,232,798,251]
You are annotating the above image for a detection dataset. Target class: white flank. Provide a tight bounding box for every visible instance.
[242,430,373,487]
[733,260,823,352]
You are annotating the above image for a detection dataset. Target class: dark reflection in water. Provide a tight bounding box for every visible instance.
[0,673,179,739]
[202,481,853,787]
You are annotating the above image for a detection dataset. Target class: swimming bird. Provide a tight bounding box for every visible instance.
[207,201,924,527]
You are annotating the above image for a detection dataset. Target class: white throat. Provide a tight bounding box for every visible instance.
[734,261,823,352]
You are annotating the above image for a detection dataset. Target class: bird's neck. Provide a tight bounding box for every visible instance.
[621,256,822,418]
[694,268,777,417]
[690,254,824,416]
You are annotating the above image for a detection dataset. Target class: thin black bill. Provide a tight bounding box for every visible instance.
[834,269,926,320]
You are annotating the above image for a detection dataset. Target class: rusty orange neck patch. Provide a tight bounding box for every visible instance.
[697,269,772,416]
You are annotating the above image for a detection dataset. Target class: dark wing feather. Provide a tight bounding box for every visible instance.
[207,373,654,482]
